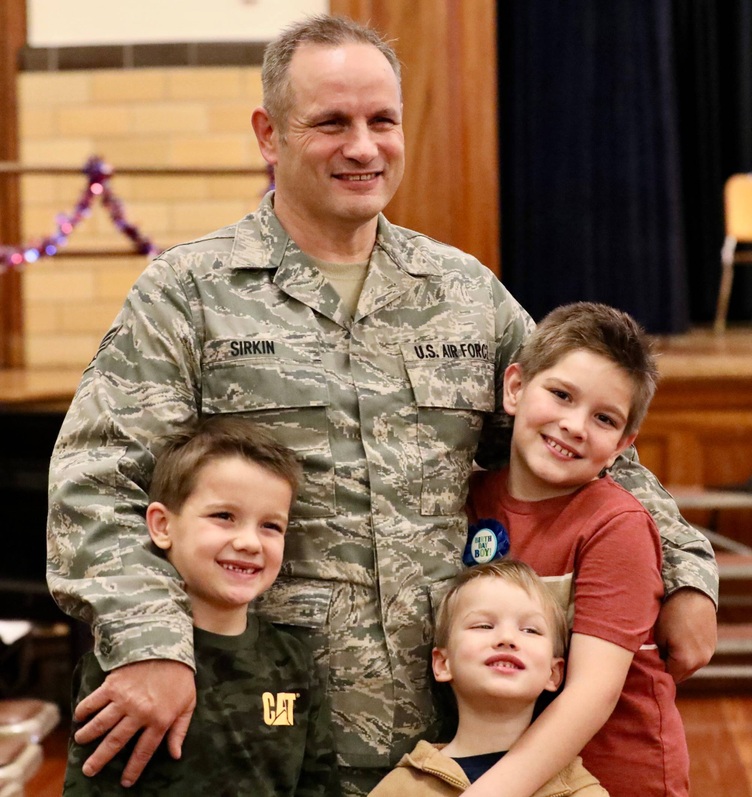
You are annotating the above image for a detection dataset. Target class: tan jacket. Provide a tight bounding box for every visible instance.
[368,740,609,797]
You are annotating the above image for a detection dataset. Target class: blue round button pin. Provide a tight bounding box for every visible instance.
[462,518,510,567]
[469,527,498,564]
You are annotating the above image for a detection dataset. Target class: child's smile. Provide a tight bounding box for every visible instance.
[503,350,637,501]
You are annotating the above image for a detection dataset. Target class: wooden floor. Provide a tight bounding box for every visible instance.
[21,693,752,795]
[678,693,752,796]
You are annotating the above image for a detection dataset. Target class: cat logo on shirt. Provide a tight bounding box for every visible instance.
[262,692,298,726]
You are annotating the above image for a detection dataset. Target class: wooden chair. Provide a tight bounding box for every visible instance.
[714,172,752,333]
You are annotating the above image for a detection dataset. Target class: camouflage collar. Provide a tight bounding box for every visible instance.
[375,216,444,278]
[228,192,288,271]
[227,192,443,279]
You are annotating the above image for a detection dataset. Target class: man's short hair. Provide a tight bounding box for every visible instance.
[515,301,659,435]
[434,559,568,659]
[149,415,301,511]
[261,13,402,131]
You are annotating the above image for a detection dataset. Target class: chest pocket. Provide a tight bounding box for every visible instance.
[402,341,495,516]
[201,336,335,518]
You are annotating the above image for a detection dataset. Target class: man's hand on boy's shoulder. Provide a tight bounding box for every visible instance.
[655,588,718,682]
[73,659,196,787]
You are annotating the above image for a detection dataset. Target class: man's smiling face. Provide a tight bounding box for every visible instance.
[267,42,405,236]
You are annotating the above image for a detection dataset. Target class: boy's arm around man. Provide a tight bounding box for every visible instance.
[609,450,718,681]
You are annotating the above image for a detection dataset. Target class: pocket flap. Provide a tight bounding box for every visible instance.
[202,336,329,413]
[253,576,334,630]
[401,341,495,411]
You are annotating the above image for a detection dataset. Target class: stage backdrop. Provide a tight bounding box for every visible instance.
[497,0,752,334]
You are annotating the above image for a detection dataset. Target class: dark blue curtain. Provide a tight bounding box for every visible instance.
[673,0,752,323]
[497,0,752,333]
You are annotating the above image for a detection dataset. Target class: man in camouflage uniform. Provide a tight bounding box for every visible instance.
[47,14,718,797]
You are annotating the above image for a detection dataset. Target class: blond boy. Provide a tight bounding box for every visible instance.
[369,560,607,795]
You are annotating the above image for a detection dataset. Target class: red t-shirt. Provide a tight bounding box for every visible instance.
[467,469,689,797]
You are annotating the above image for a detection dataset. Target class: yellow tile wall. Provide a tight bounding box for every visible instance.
[18,66,269,369]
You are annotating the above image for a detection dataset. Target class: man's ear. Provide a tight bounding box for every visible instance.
[502,362,525,416]
[606,430,638,470]
[251,106,279,166]
[146,502,173,551]
[432,647,453,684]
[543,657,565,693]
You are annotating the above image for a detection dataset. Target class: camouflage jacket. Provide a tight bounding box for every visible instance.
[48,193,717,770]
[63,617,339,796]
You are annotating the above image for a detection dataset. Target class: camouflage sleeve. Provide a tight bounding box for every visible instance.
[47,257,201,671]
[474,277,535,470]
[611,448,719,606]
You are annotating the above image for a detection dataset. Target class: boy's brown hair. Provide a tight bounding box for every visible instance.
[149,416,301,512]
[515,301,659,435]
[434,559,568,659]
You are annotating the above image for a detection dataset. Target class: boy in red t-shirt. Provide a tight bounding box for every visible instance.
[463,302,690,797]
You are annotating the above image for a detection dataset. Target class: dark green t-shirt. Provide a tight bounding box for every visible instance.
[64,615,339,796]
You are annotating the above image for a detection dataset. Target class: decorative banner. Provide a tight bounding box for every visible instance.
[1,156,162,273]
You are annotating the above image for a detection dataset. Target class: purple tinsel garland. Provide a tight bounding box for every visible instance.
[0,156,160,273]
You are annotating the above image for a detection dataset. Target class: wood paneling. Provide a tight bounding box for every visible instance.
[637,328,752,545]
[638,375,752,488]
[330,0,500,276]
[0,0,26,368]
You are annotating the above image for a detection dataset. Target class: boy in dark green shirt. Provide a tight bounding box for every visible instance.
[64,416,339,796]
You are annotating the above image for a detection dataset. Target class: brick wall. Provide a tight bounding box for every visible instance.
[18,64,269,368]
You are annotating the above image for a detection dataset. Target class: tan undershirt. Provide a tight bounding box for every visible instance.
[311,257,370,318]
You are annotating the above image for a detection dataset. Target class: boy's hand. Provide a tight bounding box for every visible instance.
[655,588,717,682]
[74,659,196,788]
